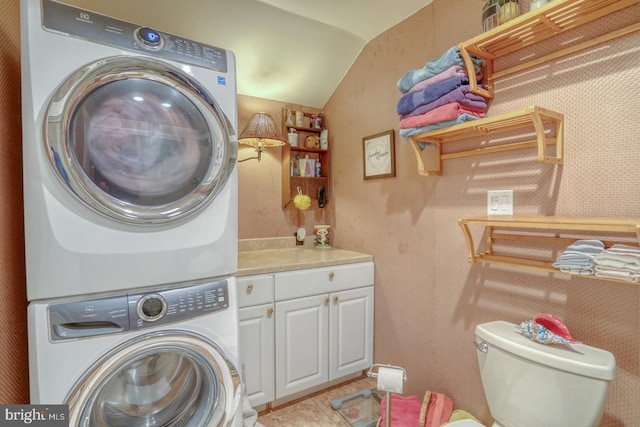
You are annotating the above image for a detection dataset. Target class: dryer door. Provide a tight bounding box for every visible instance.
[46,56,237,225]
[66,331,241,427]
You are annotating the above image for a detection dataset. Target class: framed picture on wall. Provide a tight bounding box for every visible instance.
[363,130,395,180]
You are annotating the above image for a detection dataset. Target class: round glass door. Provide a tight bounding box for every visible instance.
[46,56,237,225]
[66,332,241,427]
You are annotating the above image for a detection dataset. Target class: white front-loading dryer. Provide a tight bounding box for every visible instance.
[21,0,239,300]
[28,277,243,426]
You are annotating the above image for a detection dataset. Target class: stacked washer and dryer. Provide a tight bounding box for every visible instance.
[21,0,243,425]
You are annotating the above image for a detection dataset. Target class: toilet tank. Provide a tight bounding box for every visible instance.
[475,320,616,427]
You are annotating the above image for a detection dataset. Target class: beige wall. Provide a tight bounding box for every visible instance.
[321,0,640,426]
[237,96,335,239]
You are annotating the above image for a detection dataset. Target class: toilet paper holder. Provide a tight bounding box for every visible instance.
[367,364,407,391]
[367,364,407,427]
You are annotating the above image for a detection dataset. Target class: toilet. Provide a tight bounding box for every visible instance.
[450,320,616,427]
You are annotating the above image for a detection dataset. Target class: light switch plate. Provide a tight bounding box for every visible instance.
[487,190,513,215]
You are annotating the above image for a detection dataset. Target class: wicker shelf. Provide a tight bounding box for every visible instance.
[459,0,640,98]
[458,216,640,284]
[408,106,563,176]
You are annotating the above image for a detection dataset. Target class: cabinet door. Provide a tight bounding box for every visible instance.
[275,294,329,399]
[329,286,374,380]
[239,303,275,407]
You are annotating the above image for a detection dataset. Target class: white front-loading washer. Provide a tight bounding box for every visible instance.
[28,277,243,426]
[21,0,239,301]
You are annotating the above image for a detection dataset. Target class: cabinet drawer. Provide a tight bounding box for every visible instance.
[237,274,274,307]
[275,262,374,301]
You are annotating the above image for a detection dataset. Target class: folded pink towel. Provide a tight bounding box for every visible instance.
[407,65,483,94]
[400,85,487,120]
[399,102,485,129]
[379,394,422,427]
[422,392,454,427]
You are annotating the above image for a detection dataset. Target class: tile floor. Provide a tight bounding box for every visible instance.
[257,377,379,426]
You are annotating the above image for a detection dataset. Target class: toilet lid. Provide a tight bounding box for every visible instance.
[446,420,485,426]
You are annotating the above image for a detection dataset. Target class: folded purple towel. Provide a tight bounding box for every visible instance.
[396,76,469,116]
[400,85,487,119]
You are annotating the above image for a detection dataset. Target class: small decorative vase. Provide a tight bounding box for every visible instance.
[285,108,294,126]
[314,225,331,249]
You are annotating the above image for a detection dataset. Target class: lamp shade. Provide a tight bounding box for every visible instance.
[238,112,285,148]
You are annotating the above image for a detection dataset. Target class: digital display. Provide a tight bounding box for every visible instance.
[139,27,161,45]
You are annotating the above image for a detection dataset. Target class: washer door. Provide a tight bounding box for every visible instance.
[46,56,237,225]
[65,331,241,427]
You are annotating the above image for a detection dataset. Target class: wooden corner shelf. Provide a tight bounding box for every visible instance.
[281,108,329,208]
[458,215,640,284]
[459,0,640,98]
[408,106,563,176]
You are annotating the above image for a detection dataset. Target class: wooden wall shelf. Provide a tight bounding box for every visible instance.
[458,216,640,284]
[281,108,329,208]
[408,106,563,176]
[459,0,640,98]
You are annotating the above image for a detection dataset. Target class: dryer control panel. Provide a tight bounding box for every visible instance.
[48,279,229,341]
[128,280,229,330]
[41,0,228,72]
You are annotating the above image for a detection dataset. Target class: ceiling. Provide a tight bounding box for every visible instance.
[63,0,433,108]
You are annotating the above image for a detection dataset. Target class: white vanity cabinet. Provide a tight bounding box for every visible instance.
[237,274,275,407]
[274,262,374,400]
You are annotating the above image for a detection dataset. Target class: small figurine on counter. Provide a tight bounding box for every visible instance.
[314,225,331,249]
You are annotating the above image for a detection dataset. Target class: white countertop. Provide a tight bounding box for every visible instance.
[236,238,373,276]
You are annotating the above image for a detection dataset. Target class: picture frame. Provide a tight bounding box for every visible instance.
[363,130,396,180]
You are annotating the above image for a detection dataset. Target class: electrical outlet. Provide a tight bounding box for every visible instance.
[487,190,513,215]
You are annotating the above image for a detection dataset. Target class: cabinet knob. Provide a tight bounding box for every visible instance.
[328,272,334,281]
[333,296,339,304]
[246,284,253,294]
[324,297,330,305]
[267,307,273,317]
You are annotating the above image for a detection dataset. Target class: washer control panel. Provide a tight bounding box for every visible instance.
[48,279,229,341]
[41,0,228,72]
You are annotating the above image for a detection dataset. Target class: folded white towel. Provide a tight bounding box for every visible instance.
[594,244,640,272]
[553,240,604,271]
[594,266,640,282]
[603,244,640,255]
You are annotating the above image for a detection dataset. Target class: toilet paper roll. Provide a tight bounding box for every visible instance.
[377,366,404,394]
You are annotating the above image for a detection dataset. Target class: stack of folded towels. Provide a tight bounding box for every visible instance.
[552,240,605,275]
[594,244,640,282]
[396,45,488,144]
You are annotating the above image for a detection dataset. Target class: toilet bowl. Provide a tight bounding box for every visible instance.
[473,320,616,427]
